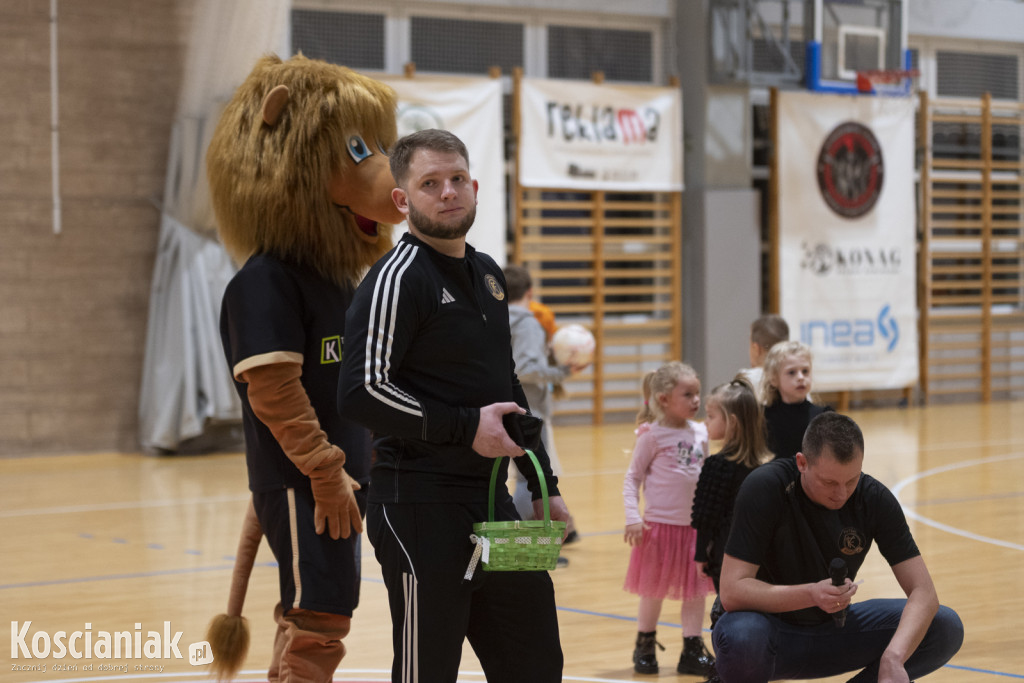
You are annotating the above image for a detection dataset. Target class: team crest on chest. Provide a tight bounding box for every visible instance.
[485,274,504,300]
[838,527,866,556]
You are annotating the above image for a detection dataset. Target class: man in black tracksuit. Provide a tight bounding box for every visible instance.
[338,129,569,683]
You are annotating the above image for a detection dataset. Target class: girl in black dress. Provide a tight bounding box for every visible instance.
[692,375,774,593]
[691,375,774,683]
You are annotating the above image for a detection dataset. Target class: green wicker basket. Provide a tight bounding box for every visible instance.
[470,450,566,572]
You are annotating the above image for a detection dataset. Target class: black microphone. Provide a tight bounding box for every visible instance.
[829,558,848,628]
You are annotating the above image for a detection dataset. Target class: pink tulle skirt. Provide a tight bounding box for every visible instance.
[623,522,715,601]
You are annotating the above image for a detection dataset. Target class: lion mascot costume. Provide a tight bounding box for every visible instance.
[204,54,401,682]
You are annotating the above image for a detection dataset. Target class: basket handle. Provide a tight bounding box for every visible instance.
[487,449,550,524]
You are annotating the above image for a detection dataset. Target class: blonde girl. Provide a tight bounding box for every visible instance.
[760,341,830,459]
[623,361,716,677]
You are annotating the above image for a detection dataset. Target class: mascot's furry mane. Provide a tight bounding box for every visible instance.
[207,54,398,286]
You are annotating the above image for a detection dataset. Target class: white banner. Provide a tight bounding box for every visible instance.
[518,78,683,191]
[777,91,918,391]
[376,74,508,266]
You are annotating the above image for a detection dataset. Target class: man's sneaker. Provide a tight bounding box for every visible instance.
[701,663,723,683]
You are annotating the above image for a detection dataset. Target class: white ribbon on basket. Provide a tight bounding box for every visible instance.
[465,534,491,580]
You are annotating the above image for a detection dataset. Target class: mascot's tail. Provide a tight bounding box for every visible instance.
[206,498,262,681]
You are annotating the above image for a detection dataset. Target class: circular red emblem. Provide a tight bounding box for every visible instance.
[816,122,884,219]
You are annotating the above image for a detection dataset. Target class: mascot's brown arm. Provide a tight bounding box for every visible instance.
[206,499,261,681]
[241,360,362,541]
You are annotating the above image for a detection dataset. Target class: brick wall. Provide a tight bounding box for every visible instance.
[0,0,194,455]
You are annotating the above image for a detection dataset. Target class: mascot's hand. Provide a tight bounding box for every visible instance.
[309,456,362,540]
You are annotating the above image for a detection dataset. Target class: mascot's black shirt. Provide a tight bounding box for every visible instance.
[725,458,919,625]
[220,253,372,493]
[338,233,559,505]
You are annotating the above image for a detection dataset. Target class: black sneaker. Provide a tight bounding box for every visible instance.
[555,556,569,568]
[701,663,722,683]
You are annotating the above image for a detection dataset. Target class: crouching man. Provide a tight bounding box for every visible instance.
[713,412,963,683]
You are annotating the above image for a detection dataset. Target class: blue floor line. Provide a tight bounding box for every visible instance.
[0,562,278,591]
[943,664,1024,679]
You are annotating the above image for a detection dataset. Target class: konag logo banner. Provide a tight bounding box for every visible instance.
[518,78,683,191]
[777,91,918,391]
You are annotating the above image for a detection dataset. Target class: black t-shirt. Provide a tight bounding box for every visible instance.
[220,253,372,493]
[764,400,830,459]
[725,458,919,625]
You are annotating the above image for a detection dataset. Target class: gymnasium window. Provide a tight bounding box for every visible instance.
[751,37,806,77]
[936,50,1019,100]
[410,16,523,75]
[547,26,654,83]
[291,10,386,70]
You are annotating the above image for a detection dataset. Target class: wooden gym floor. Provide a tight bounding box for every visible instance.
[2,400,1022,682]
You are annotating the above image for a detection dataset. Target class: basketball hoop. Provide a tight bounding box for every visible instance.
[855,68,920,95]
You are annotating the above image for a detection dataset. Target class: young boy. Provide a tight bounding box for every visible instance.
[504,264,584,546]
[739,314,790,389]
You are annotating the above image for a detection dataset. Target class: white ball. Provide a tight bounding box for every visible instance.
[551,324,596,367]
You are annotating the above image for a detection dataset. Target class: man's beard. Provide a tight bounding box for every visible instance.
[407,200,476,240]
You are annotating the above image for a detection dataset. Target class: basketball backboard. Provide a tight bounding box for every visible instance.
[806,0,912,95]
[707,0,911,94]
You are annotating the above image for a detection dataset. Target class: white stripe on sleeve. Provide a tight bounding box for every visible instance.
[363,243,423,416]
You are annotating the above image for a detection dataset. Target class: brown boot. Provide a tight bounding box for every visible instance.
[268,604,350,683]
